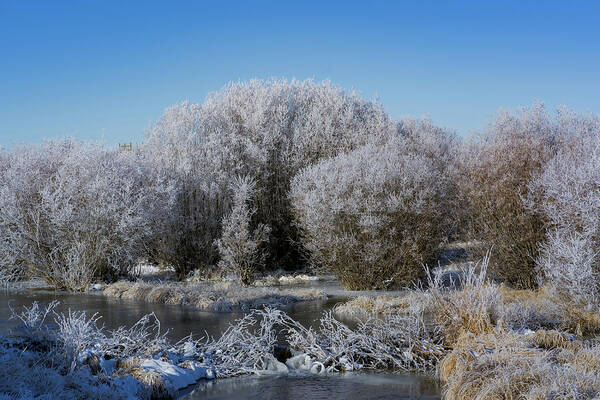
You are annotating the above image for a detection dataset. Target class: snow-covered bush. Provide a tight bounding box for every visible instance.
[144,79,396,275]
[54,309,103,372]
[457,103,566,289]
[216,176,270,286]
[531,114,600,307]
[0,139,173,290]
[142,102,228,277]
[0,150,27,284]
[290,135,451,290]
[399,117,456,172]
[148,172,226,279]
[399,117,460,237]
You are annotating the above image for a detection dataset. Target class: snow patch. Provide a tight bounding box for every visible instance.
[140,359,213,391]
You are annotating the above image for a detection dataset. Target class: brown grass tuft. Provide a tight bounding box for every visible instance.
[103,280,132,298]
[529,329,580,351]
[114,358,172,399]
[442,330,600,400]
[560,306,600,337]
[438,348,477,383]
[122,282,153,301]
[103,280,326,312]
[146,286,185,305]
[499,286,545,302]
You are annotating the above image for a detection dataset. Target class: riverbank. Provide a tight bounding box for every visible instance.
[3,255,599,400]
[4,266,600,400]
[103,280,327,312]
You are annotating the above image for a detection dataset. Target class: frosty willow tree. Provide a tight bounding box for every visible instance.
[530,111,600,307]
[143,78,397,276]
[0,140,173,290]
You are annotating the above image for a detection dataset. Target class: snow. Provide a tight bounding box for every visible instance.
[139,359,214,391]
[259,356,289,374]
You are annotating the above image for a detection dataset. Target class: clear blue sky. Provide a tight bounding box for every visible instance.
[1,0,599,146]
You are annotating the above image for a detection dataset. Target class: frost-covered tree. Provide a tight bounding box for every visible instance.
[0,147,22,284]
[216,176,270,286]
[457,103,567,289]
[0,139,173,290]
[399,117,459,238]
[530,112,600,306]
[142,102,230,277]
[0,140,71,284]
[290,132,452,290]
[144,79,396,274]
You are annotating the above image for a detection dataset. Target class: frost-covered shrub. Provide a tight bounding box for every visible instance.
[457,103,566,289]
[216,176,270,286]
[0,150,28,284]
[531,115,600,306]
[399,117,460,238]
[142,102,228,277]
[399,117,456,171]
[54,309,103,372]
[144,79,396,274]
[0,139,172,290]
[290,136,451,290]
[146,170,226,279]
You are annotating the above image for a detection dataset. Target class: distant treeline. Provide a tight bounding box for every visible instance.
[1,79,599,308]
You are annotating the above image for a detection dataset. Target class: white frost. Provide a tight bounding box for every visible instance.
[140,359,214,391]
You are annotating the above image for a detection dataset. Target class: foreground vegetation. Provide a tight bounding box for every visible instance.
[4,257,600,399]
[336,258,600,399]
[0,296,442,399]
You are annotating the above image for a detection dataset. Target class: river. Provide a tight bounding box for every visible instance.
[0,289,441,400]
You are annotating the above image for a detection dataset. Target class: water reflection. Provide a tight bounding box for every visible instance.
[183,372,441,400]
[0,290,345,340]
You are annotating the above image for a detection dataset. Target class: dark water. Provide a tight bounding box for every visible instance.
[183,373,440,400]
[0,290,441,400]
[0,289,342,340]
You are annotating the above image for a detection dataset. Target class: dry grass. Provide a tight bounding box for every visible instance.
[334,295,411,319]
[560,307,600,337]
[501,285,600,336]
[114,358,171,399]
[429,285,500,346]
[437,282,600,399]
[442,330,600,400]
[333,259,600,399]
[438,331,529,383]
[104,280,326,312]
[499,286,545,302]
[528,329,580,351]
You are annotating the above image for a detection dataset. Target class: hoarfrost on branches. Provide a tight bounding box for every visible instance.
[530,112,600,307]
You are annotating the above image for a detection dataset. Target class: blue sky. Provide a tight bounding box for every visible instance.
[1,0,599,146]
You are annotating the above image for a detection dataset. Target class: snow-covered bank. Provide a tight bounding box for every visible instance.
[0,301,215,399]
[6,256,599,400]
[103,280,326,312]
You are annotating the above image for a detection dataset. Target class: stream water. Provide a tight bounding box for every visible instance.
[0,289,441,399]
